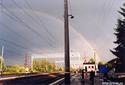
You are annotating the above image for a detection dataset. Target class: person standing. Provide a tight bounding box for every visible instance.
[90,70,95,85]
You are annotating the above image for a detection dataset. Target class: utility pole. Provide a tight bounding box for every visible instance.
[31,56,33,72]
[1,45,4,76]
[0,0,3,76]
[93,49,97,75]
[64,0,70,84]
[24,53,28,67]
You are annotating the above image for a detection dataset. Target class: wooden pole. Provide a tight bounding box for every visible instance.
[64,0,70,84]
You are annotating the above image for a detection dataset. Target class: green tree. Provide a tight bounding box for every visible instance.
[89,58,95,63]
[110,6,125,72]
[98,61,105,66]
[5,65,26,74]
[33,59,56,72]
[0,57,6,72]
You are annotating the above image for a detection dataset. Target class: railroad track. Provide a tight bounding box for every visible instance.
[0,72,65,85]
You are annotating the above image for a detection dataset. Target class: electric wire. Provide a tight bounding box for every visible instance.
[24,0,57,42]
[4,49,24,56]
[0,22,37,47]
[0,38,29,50]
[11,0,56,44]
[0,4,55,48]
[0,42,30,57]
[94,0,108,31]
[100,0,115,26]
[68,0,73,15]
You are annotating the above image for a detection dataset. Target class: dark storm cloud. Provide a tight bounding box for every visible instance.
[0,0,124,65]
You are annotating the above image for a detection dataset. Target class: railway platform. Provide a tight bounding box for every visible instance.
[61,73,102,85]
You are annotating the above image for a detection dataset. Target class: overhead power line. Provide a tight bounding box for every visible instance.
[0,38,29,50]
[25,0,57,42]
[24,0,57,41]
[4,49,24,56]
[0,4,55,48]
[0,22,37,46]
[68,0,73,15]
[11,0,56,44]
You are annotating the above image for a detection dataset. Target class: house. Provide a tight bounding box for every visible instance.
[83,63,96,72]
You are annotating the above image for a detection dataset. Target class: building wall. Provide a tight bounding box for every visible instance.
[31,52,82,69]
[83,64,96,72]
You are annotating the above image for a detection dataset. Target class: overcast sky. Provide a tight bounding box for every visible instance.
[0,0,124,65]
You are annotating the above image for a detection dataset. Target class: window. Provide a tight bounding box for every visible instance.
[92,66,94,68]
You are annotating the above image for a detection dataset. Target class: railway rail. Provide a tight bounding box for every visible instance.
[0,72,65,85]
